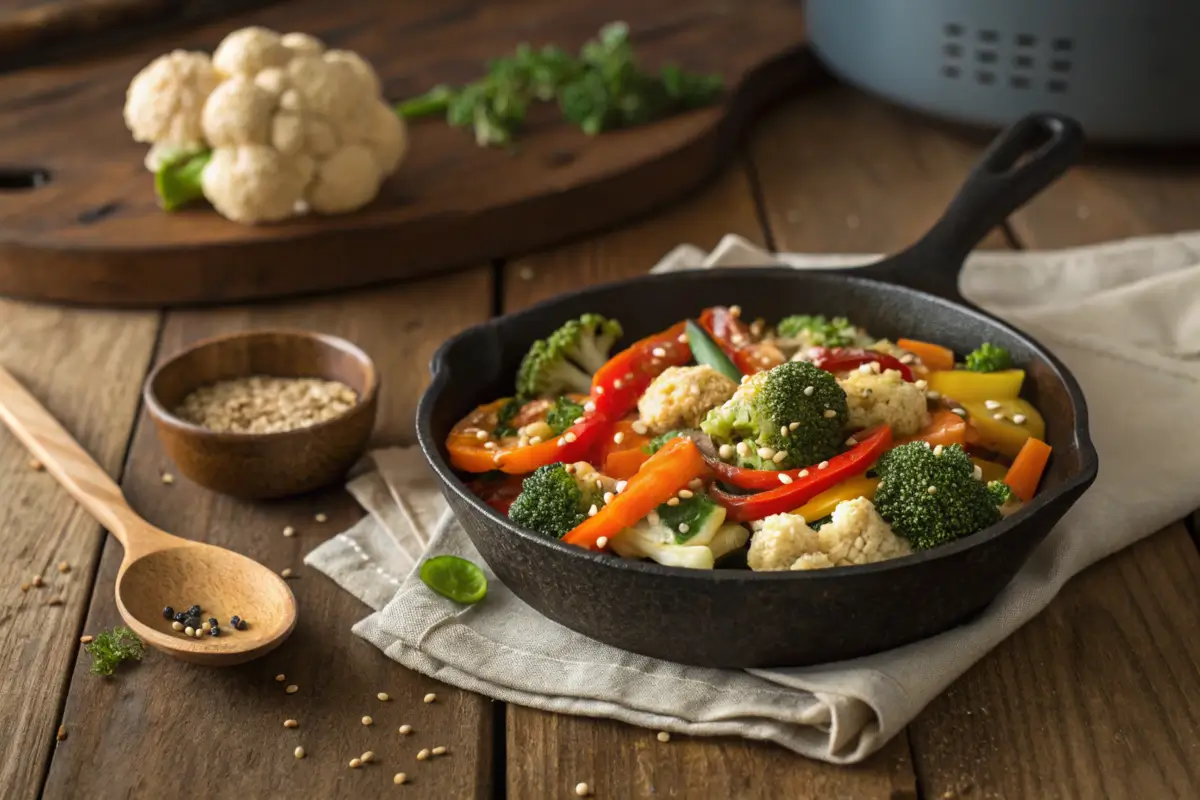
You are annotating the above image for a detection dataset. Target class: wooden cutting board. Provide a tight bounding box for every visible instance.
[0,0,814,307]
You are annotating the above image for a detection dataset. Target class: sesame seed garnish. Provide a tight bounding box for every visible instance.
[984,400,1001,410]
[915,379,928,390]
[678,523,689,534]
[950,407,967,417]
[574,417,585,425]
[423,693,437,704]
[518,436,531,448]
[652,347,666,357]
[286,684,299,694]
[613,432,625,445]
[563,463,575,474]
[28,458,44,471]
[729,305,742,317]
[858,364,873,374]
[362,715,373,726]
[80,635,93,644]
[596,536,609,548]
[789,422,800,431]
[394,773,407,784]
[275,674,286,682]
[657,731,671,743]
[284,718,299,728]
[57,561,70,574]
[528,436,543,445]
[587,504,598,517]
[678,489,694,499]
[778,473,793,485]
[677,333,687,343]
[595,386,604,395]
[973,465,983,480]
[846,436,858,446]
[799,469,810,477]
[666,497,680,506]
[556,438,566,446]
[718,444,733,459]
[399,724,413,735]
[689,478,704,491]
[933,445,944,456]
[361,751,375,763]
[48,597,63,607]
[772,451,787,464]
[417,749,431,761]
[615,480,628,493]
[1013,414,1027,424]
[926,391,941,400]
[740,375,750,384]
[804,386,814,396]
[631,421,648,435]
[992,413,1005,421]
[780,426,789,437]
[483,441,497,449]
[283,525,295,537]
[818,461,829,470]
[576,782,591,797]
[900,354,915,364]
[823,409,837,419]
[584,401,597,413]
[736,441,750,456]
[377,692,390,702]
[475,429,488,441]
[294,746,305,759]
[602,492,615,504]
[20,583,29,593]
[281,568,293,578]
[757,446,774,459]
[432,746,447,756]
[349,758,362,769]
[613,379,623,389]
[161,472,175,485]
[927,486,938,494]
[31,575,44,588]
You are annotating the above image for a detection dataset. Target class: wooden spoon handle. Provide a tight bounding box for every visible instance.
[0,365,140,545]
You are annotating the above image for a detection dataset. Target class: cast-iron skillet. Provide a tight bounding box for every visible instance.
[416,112,1098,668]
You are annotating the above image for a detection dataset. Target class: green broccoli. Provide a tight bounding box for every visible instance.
[545,395,586,435]
[873,442,1007,549]
[515,313,622,400]
[507,463,605,538]
[642,429,684,455]
[987,480,1016,506]
[774,314,862,348]
[963,342,1013,373]
[700,361,847,470]
[492,398,521,438]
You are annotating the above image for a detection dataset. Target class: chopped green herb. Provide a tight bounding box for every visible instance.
[545,395,586,435]
[492,398,521,438]
[963,343,1013,373]
[642,429,684,455]
[84,626,146,676]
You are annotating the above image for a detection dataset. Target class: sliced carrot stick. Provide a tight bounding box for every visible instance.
[897,338,955,371]
[563,437,708,551]
[894,408,966,449]
[1005,437,1051,502]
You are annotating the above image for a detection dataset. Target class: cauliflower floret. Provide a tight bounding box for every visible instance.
[212,26,291,77]
[281,31,325,58]
[286,54,371,119]
[637,365,738,435]
[748,498,912,571]
[837,367,928,436]
[124,50,221,147]
[349,100,409,173]
[201,76,276,146]
[323,49,383,99]
[201,145,312,224]
[868,339,916,362]
[306,144,383,214]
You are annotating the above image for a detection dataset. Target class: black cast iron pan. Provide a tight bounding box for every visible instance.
[416,112,1098,668]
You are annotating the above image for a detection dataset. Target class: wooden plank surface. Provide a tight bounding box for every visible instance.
[501,156,920,798]
[41,271,498,799]
[0,301,158,800]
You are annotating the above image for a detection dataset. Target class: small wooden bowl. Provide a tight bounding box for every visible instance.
[144,329,378,500]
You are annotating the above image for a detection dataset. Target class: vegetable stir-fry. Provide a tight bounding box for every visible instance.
[446,308,1053,572]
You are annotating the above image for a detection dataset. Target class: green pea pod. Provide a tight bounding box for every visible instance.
[685,319,742,382]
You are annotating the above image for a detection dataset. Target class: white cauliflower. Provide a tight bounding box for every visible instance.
[637,365,738,435]
[747,497,912,571]
[837,366,928,436]
[124,26,408,225]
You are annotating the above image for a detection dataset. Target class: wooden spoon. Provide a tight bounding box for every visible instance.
[0,366,297,666]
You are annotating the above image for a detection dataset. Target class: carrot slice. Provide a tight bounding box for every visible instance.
[563,437,709,551]
[1005,437,1051,502]
[897,338,955,371]
[895,408,966,449]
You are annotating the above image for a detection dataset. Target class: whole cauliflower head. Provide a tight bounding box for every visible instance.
[837,366,928,436]
[638,365,739,435]
[124,50,221,147]
[748,498,912,571]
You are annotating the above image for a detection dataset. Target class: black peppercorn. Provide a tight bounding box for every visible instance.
[209,626,221,637]
[162,606,174,620]
[187,605,202,617]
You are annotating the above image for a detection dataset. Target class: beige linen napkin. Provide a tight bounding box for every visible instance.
[306,232,1200,764]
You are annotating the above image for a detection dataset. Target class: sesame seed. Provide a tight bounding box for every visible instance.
[915,379,928,390]
[284,719,298,728]
[900,354,915,364]
[417,749,431,761]
[951,407,967,417]
[596,536,609,548]
[741,375,750,384]
[731,334,746,346]
[803,386,814,396]
[587,504,598,517]
[161,472,175,485]
[399,724,413,734]
[602,492,614,504]
[28,458,44,471]
[576,782,591,797]
[757,446,774,459]
[584,401,597,413]
[362,716,373,726]
[563,463,575,474]
[718,444,734,459]
[799,469,810,477]
[31,575,43,588]
[992,413,1005,421]
[574,417,585,425]
[780,426,789,437]
[736,441,749,456]
[657,731,671,743]
[349,758,362,769]
[933,444,944,456]
[361,751,375,763]
[927,486,938,494]
[283,525,295,537]
[423,693,437,704]
[275,674,286,682]
[652,347,667,357]
[984,400,1001,410]
[772,451,787,464]
[475,430,488,441]
[973,465,983,480]
[595,386,604,395]
[375,692,390,702]
[432,746,447,756]
[678,489,694,499]
[48,597,63,607]
[927,391,941,400]
[823,409,837,419]
[818,461,829,470]
[281,568,293,578]
[678,523,689,534]
[613,432,625,445]
[394,773,408,784]
[615,480,628,493]
[294,746,305,759]
[56,725,67,741]
[19,583,29,593]
[730,305,742,317]
[1013,414,1027,424]
[858,363,873,374]
[613,379,623,389]
[677,333,687,343]
[528,436,543,445]
[556,438,565,446]
[666,497,680,507]
[80,635,94,644]
[631,421,648,435]
[778,473,793,485]
[789,422,800,431]
[286,685,299,694]
[57,561,70,574]
[518,437,530,448]
[484,441,497,449]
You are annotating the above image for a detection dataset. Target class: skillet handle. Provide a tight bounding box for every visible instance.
[867,112,1084,300]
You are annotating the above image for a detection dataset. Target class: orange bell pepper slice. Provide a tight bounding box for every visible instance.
[895,408,967,449]
[563,437,709,551]
[446,399,516,473]
[896,338,955,371]
[598,419,654,480]
[494,412,611,475]
[1004,437,1051,502]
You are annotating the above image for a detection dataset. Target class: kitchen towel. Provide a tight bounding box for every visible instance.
[306,232,1200,764]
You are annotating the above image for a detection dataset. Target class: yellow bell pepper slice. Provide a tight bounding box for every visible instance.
[791,476,880,522]
[971,457,1009,484]
[961,398,1045,458]
[927,369,1025,402]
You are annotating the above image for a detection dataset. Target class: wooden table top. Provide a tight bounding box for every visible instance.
[3,85,1199,800]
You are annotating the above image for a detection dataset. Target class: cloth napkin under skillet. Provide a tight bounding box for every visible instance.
[306,232,1200,764]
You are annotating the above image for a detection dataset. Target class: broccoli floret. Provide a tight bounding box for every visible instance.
[873,443,1004,550]
[507,463,604,538]
[642,429,684,455]
[775,314,861,348]
[492,398,521,438]
[545,395,585,435]
[515,313,622,400]
[963,343,1013,373]
[700,361,847,470]
[987,480,1016,506]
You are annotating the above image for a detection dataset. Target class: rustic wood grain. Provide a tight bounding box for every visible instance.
[0,0,815,307]
[42,269,497,799]
[500,161,919,798]
[0,301,158,800]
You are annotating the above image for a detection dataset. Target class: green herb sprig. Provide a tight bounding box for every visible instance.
[84,626,146,676]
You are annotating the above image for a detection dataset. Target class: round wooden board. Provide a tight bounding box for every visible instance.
[0,0,813,307]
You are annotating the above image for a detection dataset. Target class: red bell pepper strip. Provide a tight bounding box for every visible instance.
[563,437,710,551]
[596,418,654,480]
[699,306,785,375]
[494,411,611,475]
[810,347,914,382]
[709,425,893,522]
[467,474,526,515]
[590,322,691,418]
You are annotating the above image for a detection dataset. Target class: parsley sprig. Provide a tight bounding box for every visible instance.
[84,626,146,676]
